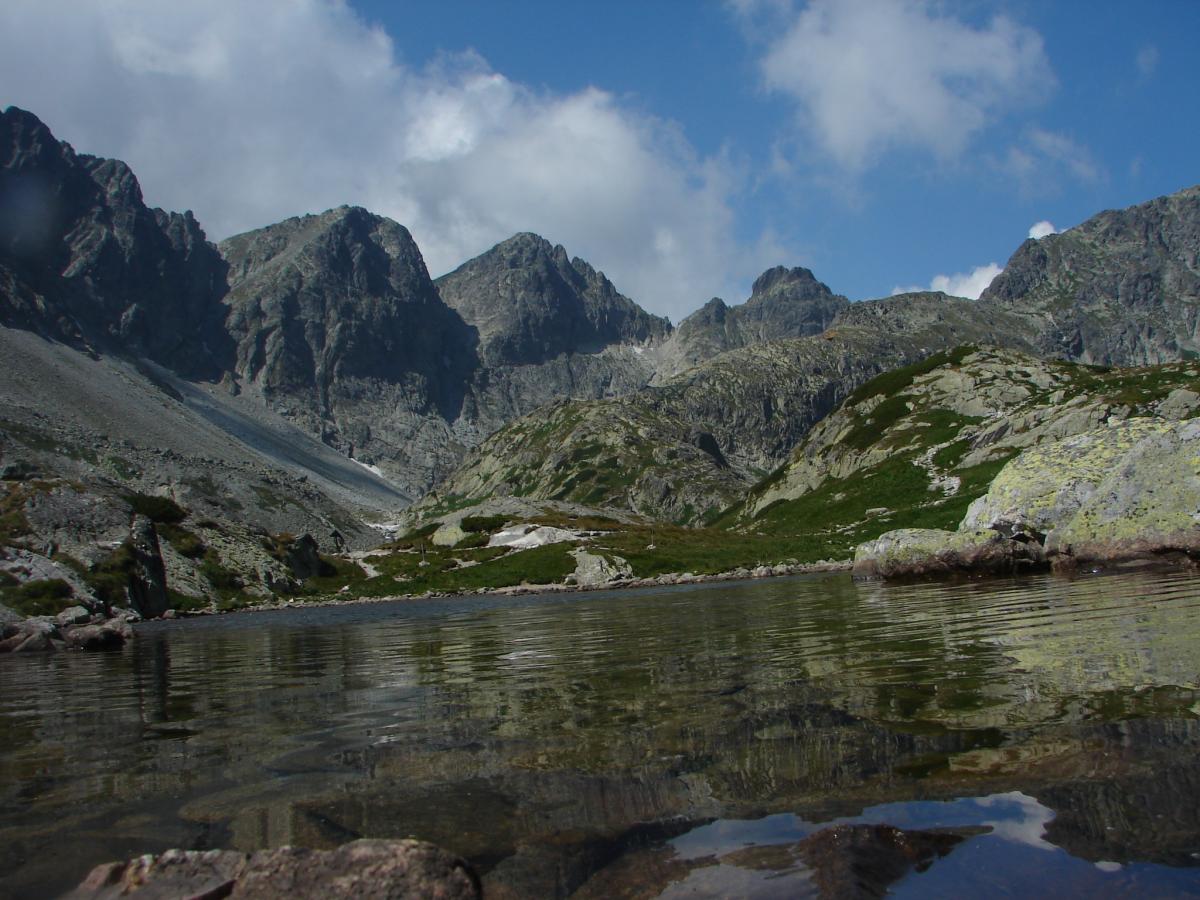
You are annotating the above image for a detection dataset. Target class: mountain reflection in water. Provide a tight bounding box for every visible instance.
[2,570,1200,897]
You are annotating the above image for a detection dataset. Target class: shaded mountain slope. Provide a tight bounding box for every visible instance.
[436,231,670,367]
[0,107,230,378]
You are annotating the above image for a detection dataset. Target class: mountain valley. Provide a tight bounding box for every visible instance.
[1,104,1198,623]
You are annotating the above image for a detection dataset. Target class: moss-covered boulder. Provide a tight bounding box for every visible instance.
[961,419,1170,538]
[1047,419,1200,567]
[852,528,1045,580]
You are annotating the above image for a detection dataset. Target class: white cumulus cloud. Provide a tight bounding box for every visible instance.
[744,0,1053,170]
[996,128,1104,194]
[895,262,1002,300]
[0,0,772,322]
[1136,44,1159,79]
[931,263,1003,299]
[1028,220,1057,239]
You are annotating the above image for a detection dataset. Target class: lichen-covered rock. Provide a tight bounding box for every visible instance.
[852,528,1046,580]
[568,549,632,587]
[1047,419,1200,567]
[431,523,467,547]
[64,838,481,899]
[961,419,1170,538]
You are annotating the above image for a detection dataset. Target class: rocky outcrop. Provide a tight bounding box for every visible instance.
[436,232,670,368]
[979,185,1200,365]
[654,266,849,378]
[855,417,1200,578]
[0,615,131,653]
[127,515,169,618]
[852,528,1046,579]
[0,106,230,379]
[64,839,481,900]
[568,548,632,587]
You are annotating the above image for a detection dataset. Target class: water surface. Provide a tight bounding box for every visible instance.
[2,570,1200,897]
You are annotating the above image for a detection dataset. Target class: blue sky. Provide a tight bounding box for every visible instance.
[1,1,1197,321]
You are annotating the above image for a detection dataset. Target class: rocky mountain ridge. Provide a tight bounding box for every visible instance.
[981,185,1200,365]
[649,265,850,379]
[2,103,1200,618]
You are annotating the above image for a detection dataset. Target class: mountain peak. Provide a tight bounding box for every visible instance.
[436,234,670,366]
[749,265,832,302]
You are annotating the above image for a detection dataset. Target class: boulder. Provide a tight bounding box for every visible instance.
[56,605,93,627]
[63,619,132,651]
[962,419,1168,538]
[65,838,481,899]
[1046,418,1200,568]
[281,533,323,580]
[568,549,632,587]
[0,618,60,653]
[853,528,1045,580]
[431,523,467,547]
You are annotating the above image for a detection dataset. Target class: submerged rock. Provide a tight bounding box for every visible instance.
[62,619,132,651]
[65,838,481,899]
[0,616,132,653]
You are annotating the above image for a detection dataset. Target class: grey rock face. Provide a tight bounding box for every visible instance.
[980,185,1200,365]
[0,106,231,379]
[436,232,670,367]
[654,266,849,379]
[127,515,169,618]
[220,206,478,495]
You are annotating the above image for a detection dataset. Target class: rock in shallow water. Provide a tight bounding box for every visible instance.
[64,838,481,899]
[856,417,1200,579]
[852,528,1046,580]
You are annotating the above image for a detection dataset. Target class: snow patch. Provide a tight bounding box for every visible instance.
[487,524,586,550]
[351,458,386,478]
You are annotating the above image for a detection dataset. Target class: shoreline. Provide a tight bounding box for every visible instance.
[177,558,856,620]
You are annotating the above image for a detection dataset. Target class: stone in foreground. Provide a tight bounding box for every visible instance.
[64,838,481,899]
[853,528,1046,580]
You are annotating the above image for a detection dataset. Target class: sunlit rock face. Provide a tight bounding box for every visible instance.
[980,184,1200,365]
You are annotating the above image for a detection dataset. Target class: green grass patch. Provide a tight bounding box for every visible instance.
[843,394,913,451]
[106,456,141,480]
[159,523,207,559]
[123,493,187,525]
[461,514,509,533]
[844,346,977,407]
[0,578,75,617]
[932,439,971,469]
[0,483,34,545]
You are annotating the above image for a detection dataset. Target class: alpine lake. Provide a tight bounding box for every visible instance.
[3,568,1200,898]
